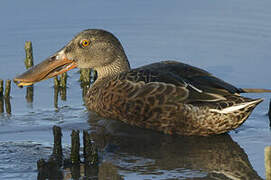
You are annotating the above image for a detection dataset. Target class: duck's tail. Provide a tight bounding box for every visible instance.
[241,88,271,93]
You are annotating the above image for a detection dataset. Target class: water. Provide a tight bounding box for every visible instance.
[0,0,271,179]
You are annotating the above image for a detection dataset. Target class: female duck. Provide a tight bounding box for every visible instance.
[14,29,271,136]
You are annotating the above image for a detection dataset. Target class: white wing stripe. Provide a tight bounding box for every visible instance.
[209,100,259,114]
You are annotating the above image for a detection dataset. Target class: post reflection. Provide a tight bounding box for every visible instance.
[60,87,67,101]
[0,97,3,113]
[54,86,59,110]
[87,114,263,180]
[4,97,11,115]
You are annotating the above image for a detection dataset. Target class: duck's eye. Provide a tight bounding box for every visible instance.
[80,39,90,47]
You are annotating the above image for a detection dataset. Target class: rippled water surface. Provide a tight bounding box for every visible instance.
[0,0,271,179]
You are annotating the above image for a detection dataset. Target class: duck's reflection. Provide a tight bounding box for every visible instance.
[88,113,262,180]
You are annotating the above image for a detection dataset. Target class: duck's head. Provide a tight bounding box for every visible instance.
[14,29,130,87]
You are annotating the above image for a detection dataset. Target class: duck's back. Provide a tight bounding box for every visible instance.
[85,61,262,136]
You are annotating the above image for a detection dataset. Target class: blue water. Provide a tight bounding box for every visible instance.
[0,0,271,179]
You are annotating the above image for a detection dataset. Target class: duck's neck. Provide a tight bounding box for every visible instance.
[94,56,131,80]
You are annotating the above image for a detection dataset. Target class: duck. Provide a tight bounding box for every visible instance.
[13,29,271,136]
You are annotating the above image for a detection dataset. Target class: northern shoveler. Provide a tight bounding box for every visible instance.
[14,29,271,136]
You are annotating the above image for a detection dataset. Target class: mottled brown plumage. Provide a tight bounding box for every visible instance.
[14,29,271,136]
[84,61,263,136]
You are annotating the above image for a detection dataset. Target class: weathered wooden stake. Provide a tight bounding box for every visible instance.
[54,76,60,88]
[4,80,11,98]
[5,97,11,114]
[24,42,34,102]
[0,79,3,97]
[54,86,59,110]
[80,69,91,85]
[0,80,3,113]
[71,164,81,179]
[60,72,67,88]
[266,146,271,180]
[0,98,3,114]
[70,130,80,164]
[24,41,34,69]
[52,126,63,162]
[269,99,271,127]
[83,130,98,166]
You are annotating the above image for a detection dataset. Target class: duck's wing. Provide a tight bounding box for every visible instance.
[117,61,240,103]
[138,60,243,94]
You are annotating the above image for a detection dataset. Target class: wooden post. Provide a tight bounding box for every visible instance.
[70,130,80,164]
[54,76,59,88]
[83,130,98,166]
[71,164,81,179]
[0,80,3,113]
[54,86,59,110]
[4,80,11,98]
[80,69,90,85]
[60,72,67,88]
[24,41,34,103]
[5,97,11,114]
[24,41,34,69]
[0,79,3,97]
[269,99,271,127]
[266,146,271,180]
[60,73,67,101]
[0,97,3,113]
[52,126,63,163]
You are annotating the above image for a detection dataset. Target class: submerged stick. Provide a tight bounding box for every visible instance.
[266,146,271,180]
[0,79,3,97]
[83,130,98,166]
[4,80,11,98]
[70,130,80,164]
[24,41,34,69]
[52,126,63,163]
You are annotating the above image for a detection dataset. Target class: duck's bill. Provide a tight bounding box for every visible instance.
[13,52,77,87]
